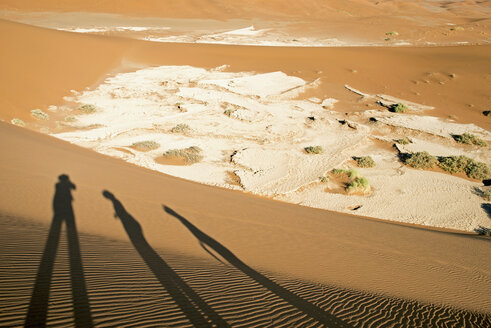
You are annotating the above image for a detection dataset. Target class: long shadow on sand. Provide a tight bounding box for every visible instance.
[103,191,229,327]
[25,175,93,328]
[163,205,351,328]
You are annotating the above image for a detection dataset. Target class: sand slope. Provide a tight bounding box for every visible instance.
[1,214,489,327]
[0,122,490,324]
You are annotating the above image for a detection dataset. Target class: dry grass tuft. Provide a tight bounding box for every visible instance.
[78,104,97,113]
[11,118,26,127]
[304,146,324,154]
[403,151,437,169]
[131,141,160,152]
[453,133,487,147]
[31,109,50,120]
[162,146,203,164]
[170,123,191,134]
[355,156,376,168]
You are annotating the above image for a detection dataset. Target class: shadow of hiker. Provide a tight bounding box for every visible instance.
[163,205,351,328]
[25,174,93,328]
[102,191,229,327]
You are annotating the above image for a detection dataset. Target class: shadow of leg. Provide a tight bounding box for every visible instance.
[25,216,63,328]
[65,211,93,327]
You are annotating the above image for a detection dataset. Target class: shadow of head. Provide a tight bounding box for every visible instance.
[102,190,115,201]
[58,174,70,182]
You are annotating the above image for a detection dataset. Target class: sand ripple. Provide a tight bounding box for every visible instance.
[0,215,489,327]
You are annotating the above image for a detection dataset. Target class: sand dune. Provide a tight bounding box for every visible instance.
[1,2,490,326]
[1,18,490,126]
[2,0,490,48]
[0,122,490,323]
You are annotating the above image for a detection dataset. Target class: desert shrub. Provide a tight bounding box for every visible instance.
[332,168,359,178]
[162,146,203,164]
[389,103,407,113]
[304,146,324,154]
[65,115,77,122]
[170,123,191,133]
[403,151,437,169]
[30,109,49,120]
[224,109,236,117]
[346,177,370,194]
[482,190,491,201]
[386,31,399,36]
[78,104,96,113]
[131,141,160,151]
[396,137,411,145]
[465,160,491,180]
[453,133,487,147]
[437,155,471,174]
[355,156,376,168]
[483,111,491,117]
[319,176,329,183]
[436,155,490,179]
[11,118,25,127]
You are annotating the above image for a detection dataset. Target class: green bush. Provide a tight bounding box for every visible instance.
[30,109,49,120]
[78,104,97,113]
[453,133,487,147]
[162,146,203,164]
[403,151,437,169]
[304,146,324,154]
[131,141,160,151]
[355,156,376,168]
[319,176,329,183]
[389,103,407,113]
[346,177,370,194]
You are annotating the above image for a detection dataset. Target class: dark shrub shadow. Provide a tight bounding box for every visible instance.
[163,205,351,327]
[474,225,491,236]
[25,175,93,328]
[103,191,228,327]
[481,203,491,218]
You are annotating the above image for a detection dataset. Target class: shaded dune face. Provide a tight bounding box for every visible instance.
[1,215,489,328]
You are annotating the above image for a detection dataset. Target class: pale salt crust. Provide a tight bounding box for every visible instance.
[51,65,491,231]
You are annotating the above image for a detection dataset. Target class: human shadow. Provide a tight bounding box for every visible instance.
[103,191,229,327]
[25,175,93,328]
[163,206,351,327]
